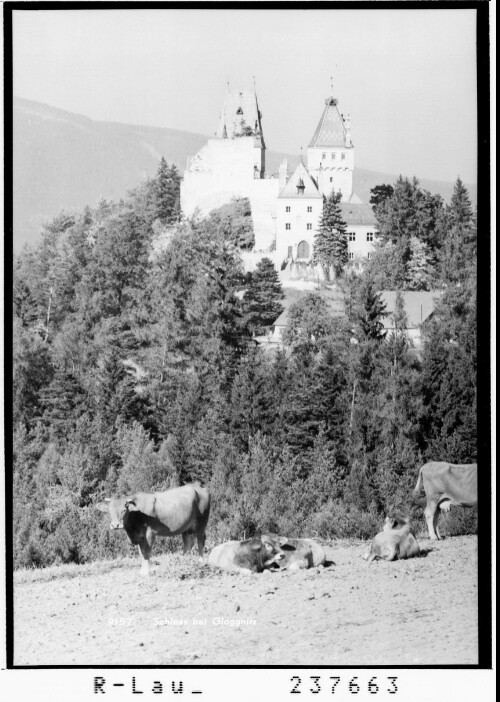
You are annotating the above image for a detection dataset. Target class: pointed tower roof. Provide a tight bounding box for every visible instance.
[278,161,322,199]
[308,96,350,148]
[216,88,265,146]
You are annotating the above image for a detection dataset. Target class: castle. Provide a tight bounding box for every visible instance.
[181,87,377,280]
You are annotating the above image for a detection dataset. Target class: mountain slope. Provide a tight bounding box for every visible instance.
[13,97,476,252]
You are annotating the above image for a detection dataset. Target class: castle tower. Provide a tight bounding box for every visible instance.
[307,93,354,201]
[215,88,266,178]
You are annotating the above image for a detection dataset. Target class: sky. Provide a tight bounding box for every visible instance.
[12,8,478,183]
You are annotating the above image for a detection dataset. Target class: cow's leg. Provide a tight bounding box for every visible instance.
[196,528,206,557]
[425,502,439,540]
[433,507,443,540]
[182,532,195,555]
[138,528,155,576]
[436,499,451,540]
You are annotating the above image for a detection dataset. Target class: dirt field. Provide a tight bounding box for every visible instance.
[14,535,478,666]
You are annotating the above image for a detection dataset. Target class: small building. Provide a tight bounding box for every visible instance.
[380,290,442,348]
[341,203,378,262]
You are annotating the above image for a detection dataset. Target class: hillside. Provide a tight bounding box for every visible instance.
[13,97,476,252]
[14,536,478,665]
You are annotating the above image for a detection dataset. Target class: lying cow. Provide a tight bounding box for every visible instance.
[365,513,420,563]
[208,536,287,574]
[263,537,326,570]
[95,483,210,576]
[413,461,477,540]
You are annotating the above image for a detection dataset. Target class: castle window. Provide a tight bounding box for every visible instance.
[285,223,291,230]
[297,241,310,259]
[307,223,312,230]
[349,232,356,242]
[367,232,374,242]
[236,107,243,115]
[296,178,305,195]
[287,246,293,259]
[322,153,327,159]
[331,153,336,160]
[341,153,346,160]
[367,252,372,260]
[330,177,333,183]
[307,206,312,212]
[349,252,354,260]
[286,206,291,212]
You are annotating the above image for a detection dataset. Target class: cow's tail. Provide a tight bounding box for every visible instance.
[412,465,425,497]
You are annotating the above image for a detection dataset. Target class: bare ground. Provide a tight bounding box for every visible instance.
[14,535,478,666]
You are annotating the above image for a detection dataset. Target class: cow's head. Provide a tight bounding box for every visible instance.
[259,535,296,568]
[384,512,409,531]
[95,497,139,530]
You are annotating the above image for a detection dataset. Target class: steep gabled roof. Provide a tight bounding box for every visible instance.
[216,88,265,146]
[278,161,323,199]
[309,97,349,148]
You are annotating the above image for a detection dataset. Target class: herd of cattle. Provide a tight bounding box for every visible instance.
[95,461,478,576]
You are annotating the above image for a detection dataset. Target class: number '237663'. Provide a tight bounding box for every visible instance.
[290,676,398,695]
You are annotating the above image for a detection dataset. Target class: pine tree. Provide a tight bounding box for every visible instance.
[354,278,387,341]
[369,184,394,215]
[439,178,476,284]
[448,177,473,228]
[155,158,181,224]
[243,258,284,335]
[313,190,348,280]
[40,367,87,440]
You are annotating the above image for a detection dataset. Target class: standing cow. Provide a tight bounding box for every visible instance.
[413,461,477,540]
[96,483,210,575]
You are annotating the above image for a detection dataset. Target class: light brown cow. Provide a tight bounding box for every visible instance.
[208,536,287,574]
[365,514,420,563]
[264,537,326,570]
[96,484,210,576]
[413,461,477,540]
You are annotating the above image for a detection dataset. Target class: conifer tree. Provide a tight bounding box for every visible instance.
[41,367,87,440]
[354,278,387,341]
[369,184,394,211]
[448,176,474,228]
[313,190,348,280]
[155,157,181,224]
[439,178,476,284]
[243,258,284,335]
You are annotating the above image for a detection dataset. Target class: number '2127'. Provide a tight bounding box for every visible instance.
[289,676,398,695]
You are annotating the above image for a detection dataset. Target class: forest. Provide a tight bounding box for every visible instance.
[12,157,478,568]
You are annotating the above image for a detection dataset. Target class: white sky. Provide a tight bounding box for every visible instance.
[12,8,477,183]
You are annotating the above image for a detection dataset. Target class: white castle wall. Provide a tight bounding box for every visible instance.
[308,147,354,201]
[181,136,279,252]
[347,225,377,258]
[275,197,323,266]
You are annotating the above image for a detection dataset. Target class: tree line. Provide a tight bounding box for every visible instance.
[12,160,477,568]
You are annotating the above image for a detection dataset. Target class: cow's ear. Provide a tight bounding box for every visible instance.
[125,499,138,511]
[95,501,110,513]
[250,538,264,551]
